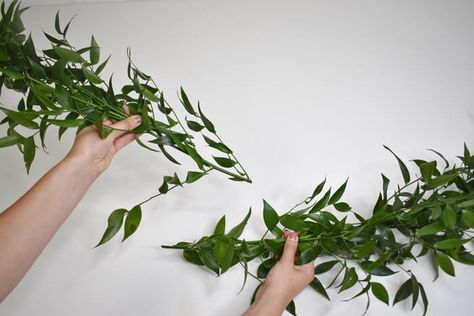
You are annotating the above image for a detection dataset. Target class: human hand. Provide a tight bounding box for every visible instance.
[243,231,315,316]
[66,114,142,175]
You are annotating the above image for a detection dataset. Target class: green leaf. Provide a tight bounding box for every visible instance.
[53,46,84,63]
[338,267,358,293]
[309,189,331,213]
[228,208,251,238]
[122,205,142,242]
[214,237,234,273]
[415,221,444,237]
[199,246,220,276]
[141,86,160,102]
[434,238,470,249]
[54,11,62,34]
[393,278,413,306]
[381,174,389,199]
[285,300,296,316]
[442,205,457,229]
[263,200,279,232]
[328,179,348,204]
[185,171,205,184]
[280,214,307,231]
[420,161,436,181]
[461,210,474,228]
[213,156,236,168]
[310,277,330,300]
[262,239,283,254]
[0,107,39,129]
[458,200,474,208]
[436,251,455,276]
[48,119,85,128]
[334,202,351,212]
[428,174,457,189]
[383,145,410,184]
[370,282,389,305]
[419,283,429,316]
[198,103,215,133]
[96,55,110,75]
[82,67,102,84]
[213,216,226,235]
[315,260,339,275]
[90,35,100,64]
[23,136,36,174]
[296,245,321,265]
[0,67,25,79]
[186,119,204,132]
[353,240,377,259]
[180,87,196,115]
[94,208,127,247]
[203,135,233,154]
[0,135,20,148]
[257,258,275,278]
[183,249,204,265]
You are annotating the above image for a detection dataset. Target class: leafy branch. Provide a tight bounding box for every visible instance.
[164,145,474,316]
[0,1,251,246]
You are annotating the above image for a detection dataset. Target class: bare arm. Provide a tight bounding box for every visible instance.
[0,114,142,302]
[243,231,315,316]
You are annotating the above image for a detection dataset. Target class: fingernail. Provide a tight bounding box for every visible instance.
[133,115,142,124]
[289,232,298,241]
[283,230,289,238]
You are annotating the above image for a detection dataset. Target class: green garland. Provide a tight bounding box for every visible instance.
[164,145,474,315]
[0,1,251,246]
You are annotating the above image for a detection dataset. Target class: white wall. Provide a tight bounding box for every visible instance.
[1,0,474,315]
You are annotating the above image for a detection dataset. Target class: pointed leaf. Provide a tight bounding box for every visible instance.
[122,205,142,241]
[94,208,127,247]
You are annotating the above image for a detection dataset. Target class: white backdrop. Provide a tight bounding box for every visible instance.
[1,0,474,315]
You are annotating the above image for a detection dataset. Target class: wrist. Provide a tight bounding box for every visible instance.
[62,153,103,179]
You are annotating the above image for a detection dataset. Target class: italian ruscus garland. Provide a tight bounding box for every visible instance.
[0,1,251,246]
[164,145,474,316]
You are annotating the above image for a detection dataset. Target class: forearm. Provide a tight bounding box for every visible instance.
[0,155,100,301]
[243,290,287,316]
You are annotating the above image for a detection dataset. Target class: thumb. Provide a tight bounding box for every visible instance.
[108,115,142,141]
[281,231,298,264]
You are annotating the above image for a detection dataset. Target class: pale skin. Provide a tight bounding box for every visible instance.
[0,114,315,314]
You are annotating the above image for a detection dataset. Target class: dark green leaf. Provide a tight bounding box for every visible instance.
[393,278,413,306]
[280,214,307,231]
[199,246,220,276]
[0,135,20,148]
[285,300,296,316]
[94,208,127,247]
[257,258,275,278]
[383,145,410,184]
[328,179,348,204]
[461,210,474,228]
[90,35,100,64]
[434,238,470,249]
[186,119,204,132]
[338,267,358,293]
[310,277,330,300]
[213,156,236,168]
[296,245,321,265]
[23,136,35,174]
[420,161,436,182]
[419,283,429,316]
[53,46,84,63]
[183,249,204,265]
[228,208,251,238]
[371,282,389,305]
[415,221,444,238]
[263,199,279,232]
[334,202,351,212]
[83,67,102,84]
[48,119,85,128]
[185,171,205,184]
[442,205,457,229]
[198,103,215,133]
[436,251,455,276]
[0,107,38,129]
[213,216,226,235]
[122,205,142,241]
[214,237,234,273]
[180,87,196,115]
[309,189,331,213]
[54,11,62,34]
[315,260,339,275]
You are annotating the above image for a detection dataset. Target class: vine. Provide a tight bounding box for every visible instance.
[0,1,251,245]
[164,145,474,315]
